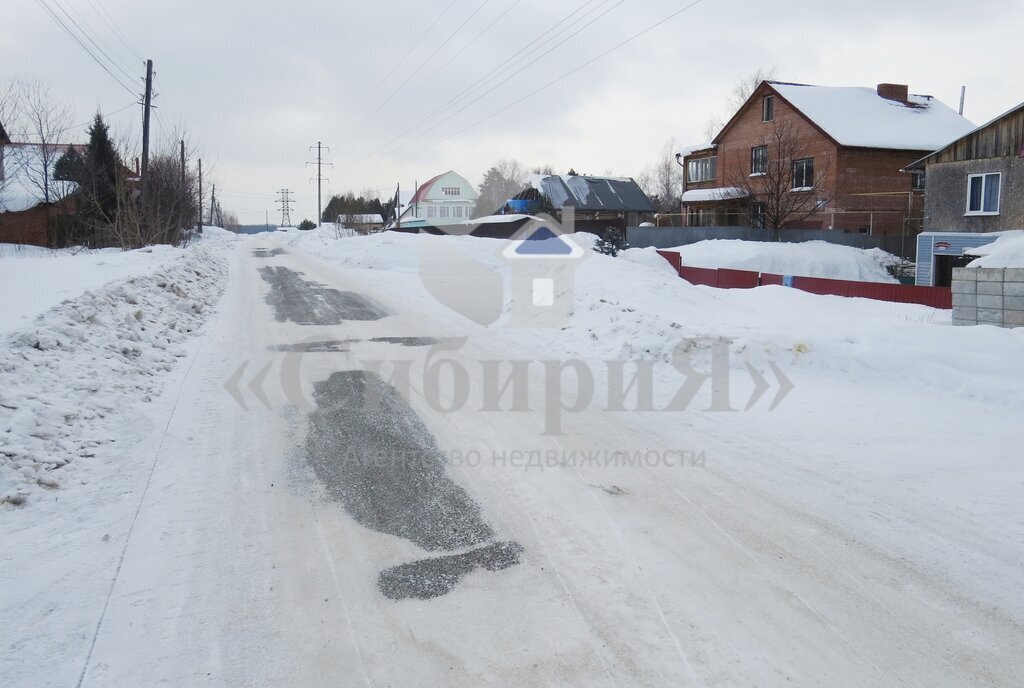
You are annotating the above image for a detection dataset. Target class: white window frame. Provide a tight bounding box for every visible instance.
[762,95,775,122]
[751,145,768,176]
[965,172,1001,216]
[792,158,814,191]
[687,156,716,183]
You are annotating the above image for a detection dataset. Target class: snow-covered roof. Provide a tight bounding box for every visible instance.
[676,142,715,157]
[1,143,80,213]
[338,213,384,224]
[965,230,1024,268]
[462,213,537,225]
[526,174,654,213]
[767,82,975,151]
[681,187,746,203]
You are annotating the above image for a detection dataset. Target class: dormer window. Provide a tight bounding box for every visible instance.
[762,95,775,122]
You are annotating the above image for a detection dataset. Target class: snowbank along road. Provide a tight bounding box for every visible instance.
[3,230,1023,687]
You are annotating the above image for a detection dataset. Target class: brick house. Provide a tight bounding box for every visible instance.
[679,81,975,236]
[0,133,83,247]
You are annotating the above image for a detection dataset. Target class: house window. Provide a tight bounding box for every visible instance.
[441,186,461,196]
[687,156,716,183]
[439,206,450,219]
[762,95,775,122]
[911,171,926,191]
[698,208,715,226]
[750,202,766,229]
[453,206,462,218]
[966,173,1000,215]
[427,206,436,218]
[792,158,814,190]
[751,146,768,175]
[686,207,700,227]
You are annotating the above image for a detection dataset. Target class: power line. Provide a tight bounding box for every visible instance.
[335,0,495,148]
[351,0,525,140]
[50,0,138,85]
[32,0,137,96]
[68,100,139,130]
[83,0,144,63]
[338,0,626,177]
[331,0,459,139]
[336,0,703,184]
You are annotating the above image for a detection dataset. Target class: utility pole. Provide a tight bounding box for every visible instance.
[209,185,216,226]
[396,182,401,230]
[306,142,333,226]
[276,188,294,227]
[197,158,203,234]
[140,59,154,233]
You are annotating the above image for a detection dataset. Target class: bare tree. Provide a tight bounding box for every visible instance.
[15,80,75,205]
[724,119,833,241]
[638,138,685,215]
[703,67,777,141]
[0,79,21,206]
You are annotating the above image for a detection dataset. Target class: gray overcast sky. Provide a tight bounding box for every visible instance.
[3,0,1023,224]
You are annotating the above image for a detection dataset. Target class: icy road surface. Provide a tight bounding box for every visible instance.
[5,235,1022,687]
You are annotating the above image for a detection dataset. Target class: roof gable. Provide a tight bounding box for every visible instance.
[908,100,1024,168]
[411,170,478,204]
[714,80,975,152]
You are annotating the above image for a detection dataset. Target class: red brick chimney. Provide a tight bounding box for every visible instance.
[877,83,909,102]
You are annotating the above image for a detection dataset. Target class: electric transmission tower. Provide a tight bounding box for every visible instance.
[306,142,333,226]
[276,188,294,227]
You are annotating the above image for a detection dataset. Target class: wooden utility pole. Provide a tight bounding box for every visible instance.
[140,59,154,231]
[197,158,203,234]
[209,184,216,226]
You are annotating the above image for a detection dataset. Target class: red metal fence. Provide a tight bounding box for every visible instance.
[655,250,952,309]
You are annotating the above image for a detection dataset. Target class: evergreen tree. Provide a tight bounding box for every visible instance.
[595,227,628,257]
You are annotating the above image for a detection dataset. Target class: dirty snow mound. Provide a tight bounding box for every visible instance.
[0,244,230,505]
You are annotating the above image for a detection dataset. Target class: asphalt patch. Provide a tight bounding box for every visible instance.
[306,370,523,599]
[378,542,524,600]
[258,266,390,324]
[307,370,493,551]
[271,337,439,353]
[252,248,287,258]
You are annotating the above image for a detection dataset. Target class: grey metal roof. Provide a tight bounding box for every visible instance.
[527,174,655,213]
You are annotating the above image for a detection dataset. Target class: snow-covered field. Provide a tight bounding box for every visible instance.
[3,226,1023,686]
[663,238,902,282]
[0,243,186,334]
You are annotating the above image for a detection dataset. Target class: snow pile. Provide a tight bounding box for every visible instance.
[0,244,184,334]
[966,230,1024,268]
[667,239,901,283]
[0,238,232,505]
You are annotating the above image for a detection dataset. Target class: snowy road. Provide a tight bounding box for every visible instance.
[12,236,1022,687]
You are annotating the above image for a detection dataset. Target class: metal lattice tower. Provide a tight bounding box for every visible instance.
[276,188,294,227]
